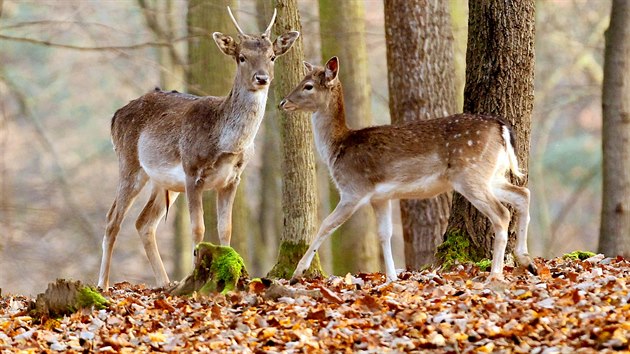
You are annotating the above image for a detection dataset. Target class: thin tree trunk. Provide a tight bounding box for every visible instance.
[319,0,380,275]
[384,0,456,269]
[267,0,323,279]
[187,0,250,267]
[599,0,629,257]
[254,0,283,276]
[173,198,191,280]
[137,0,188,279]
[445,0,535,261]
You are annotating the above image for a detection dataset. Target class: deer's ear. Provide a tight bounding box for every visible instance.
[303,61,315,73]
[213,32,237,57]
[324,56,339,85]
[273,31,299,57]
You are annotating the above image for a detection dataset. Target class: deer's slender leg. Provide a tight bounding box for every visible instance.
[371,199,397,283]
[216,181,238,246]
[135,184,179,286]
[186,176,205,246]
[291,196,362,282]
[492,182,535,273]
[98,169,148,288]
[455,183,510,281]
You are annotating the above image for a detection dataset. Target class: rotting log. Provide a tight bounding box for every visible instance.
[33,279,108,318]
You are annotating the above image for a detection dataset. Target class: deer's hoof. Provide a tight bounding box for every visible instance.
[517,254,537,276]
[289,277,300,285]
[527,263,538,276]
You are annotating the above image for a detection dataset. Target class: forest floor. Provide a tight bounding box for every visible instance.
[1,256,629,353]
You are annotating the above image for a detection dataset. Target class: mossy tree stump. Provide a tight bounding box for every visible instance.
[169,242,248,296]
[267,240,324,280]
[34,279,108,318]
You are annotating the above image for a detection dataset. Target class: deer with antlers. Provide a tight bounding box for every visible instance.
[98,7,299,288]
[280,57,537,284]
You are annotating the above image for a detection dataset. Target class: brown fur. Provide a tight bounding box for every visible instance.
[281,57,534,284]
[98,11,299,289]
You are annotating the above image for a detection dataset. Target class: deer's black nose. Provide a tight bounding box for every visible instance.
[255,74,269,85]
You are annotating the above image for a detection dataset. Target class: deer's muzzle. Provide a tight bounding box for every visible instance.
[279,98,294,111]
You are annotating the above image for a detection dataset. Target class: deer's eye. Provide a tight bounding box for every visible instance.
[271,55,276,62]
[239,55,246,63]
[304,84,313,91]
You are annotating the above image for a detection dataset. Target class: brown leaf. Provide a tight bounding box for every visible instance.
[318,286,343,304]
[153,297,175,312]
[306,308,327,321]
[536,262,551,280]
[249,280,267,294]
[353,294,382,312]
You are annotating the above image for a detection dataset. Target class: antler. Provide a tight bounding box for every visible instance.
[263,8,277,38]
[227,6,245,36]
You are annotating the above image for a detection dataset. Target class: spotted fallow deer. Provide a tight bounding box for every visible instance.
[280,57,537,284]
[97,7,299,288]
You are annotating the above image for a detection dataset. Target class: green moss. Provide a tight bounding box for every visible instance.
[436,229,486,270]
[563,250,596,261]
[195,243,245,295]
[76,287,108,310]
[475,259,492,271]
[267,240,325,279]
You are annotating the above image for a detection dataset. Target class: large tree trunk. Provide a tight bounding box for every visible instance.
[445,1,535,262]
[599,0,629,257]
[267,0,323,279]
[187,0,250,267]
[384,0,456,269]
[319,0,380,276]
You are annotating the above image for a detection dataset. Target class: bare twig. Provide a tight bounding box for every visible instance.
[0,33,185,51]
[1,20,121,32]
[549,161,601,243]
[136,0,187,73]
[0,70,101,247]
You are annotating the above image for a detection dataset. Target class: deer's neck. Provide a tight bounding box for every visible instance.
[312,83,350,166]
[218,83,269,153]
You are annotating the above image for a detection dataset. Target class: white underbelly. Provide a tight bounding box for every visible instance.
[140,158,243,192]
[373,174,450,200]
[141,162,187,192]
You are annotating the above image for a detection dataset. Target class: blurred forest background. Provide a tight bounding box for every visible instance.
[0,0,611,295]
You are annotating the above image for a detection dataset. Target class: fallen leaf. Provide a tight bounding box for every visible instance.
[154,297,175,312]
[318,286,343,304]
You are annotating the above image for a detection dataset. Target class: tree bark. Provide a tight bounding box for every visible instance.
[319,0,380,275]
[384,0,456,269]
[445,0,535,261]
[599,0,630,257]
[173,198,191,280]
[187,0,234,97]
[267,0,323,279]
[253,0,283,276]
[187,0,250,267]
